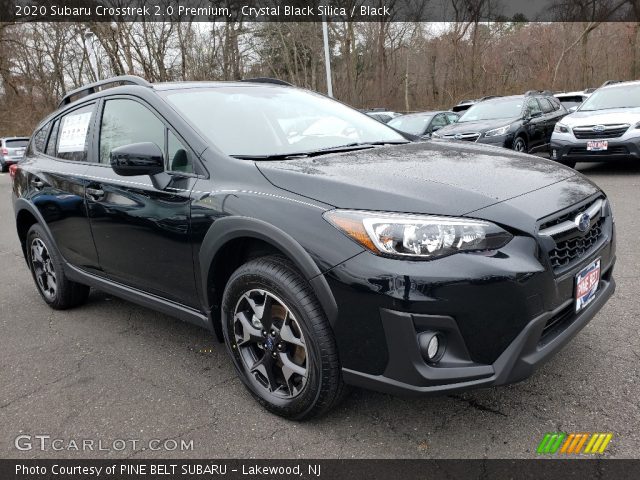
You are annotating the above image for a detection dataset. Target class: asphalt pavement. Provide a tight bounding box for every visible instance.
[0,161,638,459]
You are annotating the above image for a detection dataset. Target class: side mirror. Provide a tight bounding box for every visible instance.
[110,142,164,177]
[568,106,578,113]
[529,111,543,119]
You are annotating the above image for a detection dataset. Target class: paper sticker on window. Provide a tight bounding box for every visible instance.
[58,112,92,153]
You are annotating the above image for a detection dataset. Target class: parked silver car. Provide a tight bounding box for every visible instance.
[0,137,29,172]
[550,80,640,168]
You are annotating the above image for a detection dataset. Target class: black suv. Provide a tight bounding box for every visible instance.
[12,76,615,419]
[435,92,567,153]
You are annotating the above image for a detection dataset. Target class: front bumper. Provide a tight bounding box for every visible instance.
[325,216,616,395]
[550,136,640,162]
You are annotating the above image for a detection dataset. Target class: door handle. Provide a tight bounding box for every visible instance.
[30,179,44,190]
[86,187,105,201]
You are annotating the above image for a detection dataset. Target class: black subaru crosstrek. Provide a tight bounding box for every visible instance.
[434,92,567,153]
[12,76,615,419]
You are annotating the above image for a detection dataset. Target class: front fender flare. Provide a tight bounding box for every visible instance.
[199,216,339,328]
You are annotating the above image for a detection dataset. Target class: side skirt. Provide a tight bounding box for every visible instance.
[64,263,211,331]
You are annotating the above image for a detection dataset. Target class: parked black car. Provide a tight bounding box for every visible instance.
[12,76,615,419]
[435,93,567,153]
[1,137,29,172]
[388,111,459,138]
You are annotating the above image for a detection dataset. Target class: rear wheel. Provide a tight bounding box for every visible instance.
[26,224,90,309]
[512,136,528,153]
[221,255,344,420]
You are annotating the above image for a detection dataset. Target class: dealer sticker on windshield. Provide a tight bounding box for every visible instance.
[575,258,600,312]
[587,140,608,151]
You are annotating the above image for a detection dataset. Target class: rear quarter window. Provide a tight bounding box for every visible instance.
[31,127,49,153]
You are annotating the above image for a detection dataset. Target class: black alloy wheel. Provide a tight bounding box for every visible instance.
[221,255,345,420]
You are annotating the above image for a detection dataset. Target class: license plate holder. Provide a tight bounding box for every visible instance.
[587,140,608,151]
[575,258,601,312]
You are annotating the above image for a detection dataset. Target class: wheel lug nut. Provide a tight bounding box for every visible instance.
[272,352,277,358]
[270,329,276,336]
[262,330,267,337]
[277,343,283,350]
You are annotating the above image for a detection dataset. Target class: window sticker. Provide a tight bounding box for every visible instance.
[58,112,92,153]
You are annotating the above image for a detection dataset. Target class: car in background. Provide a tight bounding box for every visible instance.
[550,80,640,168]
[451,96,499,113]
[434,92,567,153]
[363,109,401,124]
[388,111,459,138]
[1,137,29,172]
[555,90,591,112]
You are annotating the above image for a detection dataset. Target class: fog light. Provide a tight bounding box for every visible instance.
[427,335,439,359]
[418,331,444,363]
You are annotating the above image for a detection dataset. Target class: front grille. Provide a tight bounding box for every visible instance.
[568,146,629,155]
[538,198,607,272]
[548,218,604,270]
[573,124,629,139]
[442,133,480,142]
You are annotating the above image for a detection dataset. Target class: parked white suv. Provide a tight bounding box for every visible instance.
[550,80,640,168]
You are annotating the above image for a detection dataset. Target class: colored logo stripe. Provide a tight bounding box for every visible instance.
[537,433,612,455]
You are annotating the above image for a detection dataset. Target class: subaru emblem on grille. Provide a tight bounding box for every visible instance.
[454,134,463,140]
[575,212,591,232]
[592,124,605,133]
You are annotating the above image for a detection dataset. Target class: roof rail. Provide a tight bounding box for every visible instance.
[58,75,151,108]
[601,80,622,87]
[240,77,293,86]
[524,90,554,96]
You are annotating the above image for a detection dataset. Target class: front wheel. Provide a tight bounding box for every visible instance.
[221,255,345,420]
[512,136,528,153]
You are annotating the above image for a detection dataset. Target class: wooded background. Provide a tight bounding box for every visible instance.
[1,19,639,136]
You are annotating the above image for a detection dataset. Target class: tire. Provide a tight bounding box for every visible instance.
[559,160,577,169]
[26,224,90,309]
[512,136,528,153]
[0,161,6,173]
[221,255,345,420]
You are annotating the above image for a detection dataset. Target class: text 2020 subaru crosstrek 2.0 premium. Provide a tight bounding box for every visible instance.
[12,77,615,419]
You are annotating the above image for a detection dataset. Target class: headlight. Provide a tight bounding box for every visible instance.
[554,123,570,134]
[324,210,513,259]
[484,125,510,137]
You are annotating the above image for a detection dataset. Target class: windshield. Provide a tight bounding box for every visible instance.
[163,87,406,157]
[458,98,523,122]
[579,85,640,111]
[388,115,433,135]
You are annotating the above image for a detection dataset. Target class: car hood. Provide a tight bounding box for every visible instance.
[256,141,577,216]
[436,118,518,135]
[562,107,640,126]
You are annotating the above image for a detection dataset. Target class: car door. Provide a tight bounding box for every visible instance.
[524,98,545,150]
[84,96,201,307]
[22,103,100,270]
[537,97,558,146]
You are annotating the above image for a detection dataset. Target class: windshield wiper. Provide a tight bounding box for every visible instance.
[232,141,409,161]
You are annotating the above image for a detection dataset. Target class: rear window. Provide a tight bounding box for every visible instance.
[6,139,28,148]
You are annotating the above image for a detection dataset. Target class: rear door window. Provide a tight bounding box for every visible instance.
[539,98,554,113]
[56,103,96,162]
